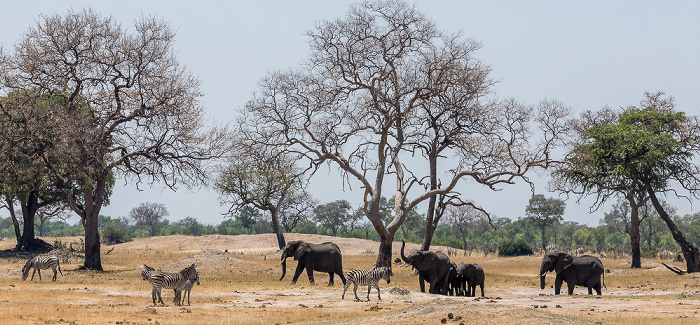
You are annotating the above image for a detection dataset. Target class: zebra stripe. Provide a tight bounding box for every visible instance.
[342,266,391,301]
[22,255,63,282]
[174,270,200,306]
[148,263,197,306]
[141,265,155,281]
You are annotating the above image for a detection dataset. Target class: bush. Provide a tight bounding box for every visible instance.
[498,239,534,257]
[641,244,658,259]
[102,223,129,244]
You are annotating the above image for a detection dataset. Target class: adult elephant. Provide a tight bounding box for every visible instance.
[279,240,346,286]
[538,251,605,295]
[458,262,485,297]
[400,240,453,294]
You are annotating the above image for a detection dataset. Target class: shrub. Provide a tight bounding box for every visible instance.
[102,223,129,244]
[498,239,534,257]
[641,244,658,259]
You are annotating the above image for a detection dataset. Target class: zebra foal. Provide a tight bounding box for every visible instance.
[22,255,63,281]
[174,270,200,306]
[342,266,391,301]
[147,263,198,306]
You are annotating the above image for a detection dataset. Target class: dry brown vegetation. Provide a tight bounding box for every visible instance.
[1,234,699,324]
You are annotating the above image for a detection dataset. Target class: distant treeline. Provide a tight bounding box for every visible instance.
[2,209,698,258]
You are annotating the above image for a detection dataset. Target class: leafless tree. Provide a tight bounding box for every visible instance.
[279,190,316,233]
[239,1,570,267]
[445,203,489,251]
[0,9,228,270]
[129,202,169,236]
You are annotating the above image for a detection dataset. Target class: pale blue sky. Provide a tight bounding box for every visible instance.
[2,1,699,226]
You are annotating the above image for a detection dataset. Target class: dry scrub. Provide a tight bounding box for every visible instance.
[0,234,699,324]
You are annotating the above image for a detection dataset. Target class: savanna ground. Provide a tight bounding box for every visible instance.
[0,234,699,325]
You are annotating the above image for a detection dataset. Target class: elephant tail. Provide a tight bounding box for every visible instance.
[602,269,606,289]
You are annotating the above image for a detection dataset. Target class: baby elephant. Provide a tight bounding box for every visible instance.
[457,262,484,297]
[342,267,391,301]
[22,255,63,281]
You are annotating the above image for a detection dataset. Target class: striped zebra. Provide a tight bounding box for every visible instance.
[342,266,391,301]
[174,270,200,306]
[22,255,63,281]
[141,264,155,281]
[148,263,198,306]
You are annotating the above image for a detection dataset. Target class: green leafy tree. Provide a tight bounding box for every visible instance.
[313,200,352,236]
[554,92,700,272]
[525,194,565,252]
[236,206,260,234]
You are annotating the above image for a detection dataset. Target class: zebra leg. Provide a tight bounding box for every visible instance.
[52,266,57,281]
[31,269,37,281]
[366,284,372,301]
[151,286,158,306]
[342,281,350,299]
[375,283,381,300]
[353,283,359,300]
[37,269,42,281]
[157,287,164,305]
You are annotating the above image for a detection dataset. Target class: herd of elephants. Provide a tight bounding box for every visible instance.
[19,239,606,306]
[278,240,606,300]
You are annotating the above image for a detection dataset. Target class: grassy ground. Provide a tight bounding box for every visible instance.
[0,235,699,324]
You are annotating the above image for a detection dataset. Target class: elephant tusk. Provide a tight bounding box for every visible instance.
[279,261,284,265]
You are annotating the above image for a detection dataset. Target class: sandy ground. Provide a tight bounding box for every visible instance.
[1,234,699,324]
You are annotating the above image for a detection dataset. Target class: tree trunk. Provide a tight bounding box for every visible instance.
[645,181,700,273]
[269,208,286,250]
[5,196,21,247]
[83,210,103,270]
[376,231,395,269]
[420,154,439,251]
[16,190,47,251]
[629,201,641,268]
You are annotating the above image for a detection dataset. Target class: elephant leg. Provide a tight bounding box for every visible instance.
[479,284,484,297]
[327,272,334,286]
[594,281,602,295]
[306,267,315,285]
[418,273,426,293]
[337,272,347,286]
[291,263,305,284]
[554,275,564,295]
[567,281,576,295]
[587,277,602,295]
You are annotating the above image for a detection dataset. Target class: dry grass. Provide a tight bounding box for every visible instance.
[0,235,699,324]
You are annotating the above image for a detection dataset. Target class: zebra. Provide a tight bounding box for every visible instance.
[141,264,155,281]
[342,266,391,301]
[22,255,63,281]
[148,263,198,306]
[174,270,200,306]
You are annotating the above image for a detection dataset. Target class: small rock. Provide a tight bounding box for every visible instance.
[448,313,454,319]
[441,318,447,324]
[556,305,562,308]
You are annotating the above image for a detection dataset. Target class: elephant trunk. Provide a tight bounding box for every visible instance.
[539,263,548,289]
[400,240,410,264]
[279,251,288,281]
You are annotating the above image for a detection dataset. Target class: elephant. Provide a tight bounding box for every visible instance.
[538,251,605,295]
[446,261,466,296]
[279,240,346,286]
[400,240,453,294]
[458,262,485,297]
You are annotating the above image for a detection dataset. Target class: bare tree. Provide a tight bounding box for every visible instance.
[0,9,228,270]
[239,1,570,267]
[445,203,488,251]
[36,204,71,237]
[129,202,169,237]
[279,190,316,233]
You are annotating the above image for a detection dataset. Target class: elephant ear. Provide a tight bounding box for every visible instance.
[555,253,574,273]
[416,252,439,272]
[294,242,309,260]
